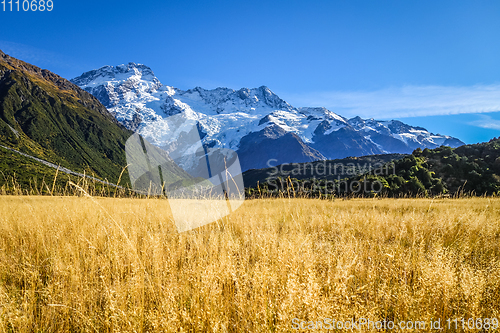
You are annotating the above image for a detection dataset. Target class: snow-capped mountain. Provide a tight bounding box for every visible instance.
[72,63,465,171]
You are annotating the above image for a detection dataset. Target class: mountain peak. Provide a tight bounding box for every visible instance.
[115,62,155,75]
[71,63,158,88]
[71,62,162,109]
[348,116,365,126]
[236,85,292,110]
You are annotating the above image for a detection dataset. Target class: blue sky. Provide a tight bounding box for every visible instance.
[1,0,500,143]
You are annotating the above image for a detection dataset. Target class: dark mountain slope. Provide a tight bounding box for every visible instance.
[237,125,325,171]
[0,51,193,189]
[0,144,67,192]
[0,50,135,183]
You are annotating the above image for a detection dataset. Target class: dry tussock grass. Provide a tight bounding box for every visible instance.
[0,196,499,332]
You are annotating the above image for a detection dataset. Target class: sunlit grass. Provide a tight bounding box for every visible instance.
[0,196,499,332]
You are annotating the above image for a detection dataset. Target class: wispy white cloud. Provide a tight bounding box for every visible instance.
[284,85,500,119]
[469,114,500,130]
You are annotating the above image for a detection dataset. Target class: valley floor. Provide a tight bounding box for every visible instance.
[0,196,499,332]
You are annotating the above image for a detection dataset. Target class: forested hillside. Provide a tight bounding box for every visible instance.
[245,138,500,198]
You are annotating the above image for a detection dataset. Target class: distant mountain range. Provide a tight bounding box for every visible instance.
[72,63,465,172]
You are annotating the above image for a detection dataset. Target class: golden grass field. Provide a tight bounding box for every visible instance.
[0,196,499,332]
